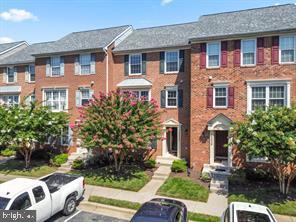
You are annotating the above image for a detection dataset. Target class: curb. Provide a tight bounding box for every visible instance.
[78,201,136,220]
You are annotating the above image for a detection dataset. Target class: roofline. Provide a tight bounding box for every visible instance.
[113,44,190,55]
[71,25,131,34]
[0,41,28,55]
[32,48,104,57]
[189,28,296,43]
[132,21,199,31]
[0,60,34,67]
[104,25,133,50]
[199,3,295,19]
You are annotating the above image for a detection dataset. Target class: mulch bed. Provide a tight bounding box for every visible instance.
[169,170,210,189]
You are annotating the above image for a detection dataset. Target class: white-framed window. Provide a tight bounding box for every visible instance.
[247,80,290,113]
[43,89,68,112]
[0,94,19,106]
[165,51,179,73]
[214,86,228,108]
[207,42,220,68]
[7,67,16,83]
[241,39,256,66]
[51,56,61,76]
[129,54,142,75]
[61,125,71,146]
[166,87,178,108]
[29,65,35,82]
[80,54,91,74]
[280,36,296,63]
[131,89,150,101]
[80,88,91,105]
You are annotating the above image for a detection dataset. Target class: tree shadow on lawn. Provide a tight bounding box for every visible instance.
[75,164,147,182]
[0,159,48,174]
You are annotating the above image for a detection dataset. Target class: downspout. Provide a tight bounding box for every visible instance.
[103,46,109,94]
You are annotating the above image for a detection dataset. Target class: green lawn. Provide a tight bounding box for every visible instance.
[89,195,219,222]
[0,160,57,178]
[71,165,150,191]
[228,187,296,216]
[157,177,209,202]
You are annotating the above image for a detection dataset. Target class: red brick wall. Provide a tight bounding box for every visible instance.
[190,36,296,171]
[0,65,35,101]
[111,49,191,159]
[35,51,107,124]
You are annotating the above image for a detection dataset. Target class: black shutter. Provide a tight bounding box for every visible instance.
[124,55,129,76]
[179,50,185,72]
[160,90,166,108]
[178,89,183,107]
[160,51,165,74]
[142,53,146,75]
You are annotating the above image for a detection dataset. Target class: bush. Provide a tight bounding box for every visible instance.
[200,172,211,182]
[245,168,273,182]
[0,148,16,157]
[171,160,187,173]
[72,159,85,170]
[50,153,68,167]
[144,159,156,169]
[229,168,247,185]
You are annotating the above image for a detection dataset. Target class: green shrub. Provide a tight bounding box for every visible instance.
[50,153,68,167]
[200,172,211,182]
[0,148,16,157]
[144,159,156,169]
[229,168,247,185]
[72,159,85,170]
[171,160,187,173]
[245,168,273,182]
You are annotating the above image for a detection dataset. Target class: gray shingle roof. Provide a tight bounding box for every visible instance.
[0,42,54,66]
[33,25,131,55]
[113,22,199,52]
[0,41,26,54]
[190,4,296,41]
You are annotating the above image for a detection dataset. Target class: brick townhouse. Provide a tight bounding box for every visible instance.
[0,4,295,171]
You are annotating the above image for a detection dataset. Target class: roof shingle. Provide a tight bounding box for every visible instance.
[0,41,27,54]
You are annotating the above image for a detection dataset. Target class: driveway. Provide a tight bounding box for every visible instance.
[48,210,128,222]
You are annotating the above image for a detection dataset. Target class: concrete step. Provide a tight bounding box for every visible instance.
[156,156,177,166]
[152,175,168,181]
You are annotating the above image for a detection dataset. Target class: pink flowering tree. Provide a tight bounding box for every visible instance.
[77,90,162,171]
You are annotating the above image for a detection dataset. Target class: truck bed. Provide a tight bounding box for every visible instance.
[40,173,81,193]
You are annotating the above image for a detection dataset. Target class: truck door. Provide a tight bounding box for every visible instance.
[31,185,51,222]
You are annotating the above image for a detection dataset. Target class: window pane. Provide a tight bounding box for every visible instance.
[167,90,177,107]
[51,57,60,66]
[215,88,226,97]
[140,91,149,100]
[29,65,35,82]
[252,87,266,99]
[10,193,31,210]
[281,50,294,63]
[7,67,14,83]
[270,86,284,98]
[215,98,226,106]
[208,43,219,55]
[242,40,255,53]
[166,51,178,72]
[269,99,284,107]
[32,186,45,203]
[243,53,255,65]
[81,65,90,74]
[80,54,91,65]
[52,67,60,76]
[130,64,141,74]
[252,100,266,110]
[281,36,294,50]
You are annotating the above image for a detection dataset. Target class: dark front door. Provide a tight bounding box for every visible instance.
[215,131,228,159]
[166,127,178,155]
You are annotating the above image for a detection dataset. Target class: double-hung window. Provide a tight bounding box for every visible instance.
[241,39,256,66]
[166,87,178,108]
[129,54,142,75]
[7,67,16,83]
[280,36,296,63]
[44,89,67,112]
[0,95,19,106]
[80,54,91,74]
[247,81,290,113]
[207,42,220,68]
[214,86,227,108]
[165,51,179,73]
[51,56,61,76]
[29,65,35,82]
[81,88,91,105]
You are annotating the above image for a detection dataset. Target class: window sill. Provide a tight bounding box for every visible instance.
[164,71,179,74]
[6,82,17,85]
[165,106,178,109]
[129,73,142,76]
[48,75,63,78]
[213,107,228,110]
[79,73,96,75]
[206,67,220,70]
[240,64,256,68]
[279,62,296,65]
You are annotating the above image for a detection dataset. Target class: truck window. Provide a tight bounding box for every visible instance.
[237,210,271,222]
[10,192,32,210]
[0,197,10,209]
[32,186,45,203]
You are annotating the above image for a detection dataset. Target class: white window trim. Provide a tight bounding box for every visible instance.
[165,86,178,108]
[246,155,269,163]
[29,64,35,83]
[80,87,92,105]
[61,125,71,146]
[51,56,61,76]
[206,41,221,69]
[129,54,142,75]
[121,88,151,101]
[42,88,68,112]
[279,35,296,64]
[164,50,179,74]
[213,84,228,108]
[79,53,92,75]
[241,39,257,66]
[246,80,291,114]
[6,66,16,84]
[0,94,19,106]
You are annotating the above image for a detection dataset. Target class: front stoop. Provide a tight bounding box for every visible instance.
[156,155,179,166]
[209,170,231,193]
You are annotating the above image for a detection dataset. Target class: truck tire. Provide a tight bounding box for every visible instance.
[63,196,77,216]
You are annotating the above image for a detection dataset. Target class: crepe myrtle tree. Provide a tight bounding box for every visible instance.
[230,106,296,195]
[0,101,69,168]
[77,90,162,171]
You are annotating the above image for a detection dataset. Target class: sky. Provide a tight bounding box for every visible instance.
[0,0,294,44]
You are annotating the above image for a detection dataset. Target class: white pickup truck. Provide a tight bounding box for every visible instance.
[0,173,85,222]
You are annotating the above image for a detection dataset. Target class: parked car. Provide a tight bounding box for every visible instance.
[130,198,187,222]
[221,202,277,222]
[0,173,85,222]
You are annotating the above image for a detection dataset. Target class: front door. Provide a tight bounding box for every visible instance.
[215,131,228,162]
[166,127,178,156]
